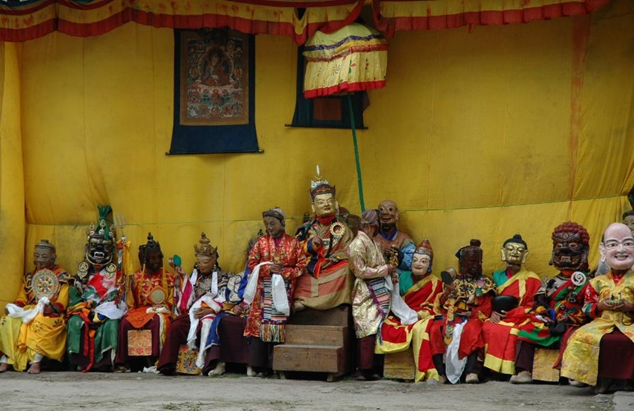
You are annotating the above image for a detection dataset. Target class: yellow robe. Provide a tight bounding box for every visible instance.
[0,266,70,371]
[561,270,634,385]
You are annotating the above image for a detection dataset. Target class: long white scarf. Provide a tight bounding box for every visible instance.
[385,277,418,325]
[243,262,289,316]
[6,297,50,324]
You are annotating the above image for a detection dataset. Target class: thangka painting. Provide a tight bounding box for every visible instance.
[179,29,250,126]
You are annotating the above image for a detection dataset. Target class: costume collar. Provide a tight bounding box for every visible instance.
[317,215,336,225]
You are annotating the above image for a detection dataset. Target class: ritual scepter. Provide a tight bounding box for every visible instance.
[114,212,134,306]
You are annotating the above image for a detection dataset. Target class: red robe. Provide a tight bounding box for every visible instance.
[482,267,541,375]
[244,234,306,342]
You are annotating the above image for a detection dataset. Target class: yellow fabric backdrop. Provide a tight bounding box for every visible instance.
[1,0,633,309]
[0,43,25,308]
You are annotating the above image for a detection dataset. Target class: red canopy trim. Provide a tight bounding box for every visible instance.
[0,0,364,43]
[373,0,612,38]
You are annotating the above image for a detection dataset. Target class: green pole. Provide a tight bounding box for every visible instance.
[347,94,366,212]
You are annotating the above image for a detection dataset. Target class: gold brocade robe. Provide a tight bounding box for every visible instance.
[0,266,70,371]
[561,270,634,385]
[349,231,391,338]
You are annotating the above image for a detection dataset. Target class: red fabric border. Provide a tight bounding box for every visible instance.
[1,0,364,43]
[304,80,386,98]
[373,0,612,38]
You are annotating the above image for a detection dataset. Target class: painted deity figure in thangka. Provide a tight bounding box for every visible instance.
[294,167,354,311]
[482,234,541,376]
[0,240,70,374]
[512,222,592,384]
[114,233,175,372]
[430,239,495,385]
[67,207,126,372]
[157,233,242,375]
[562,222,634,394]
[244,207,306,377]
[373,200,415,274]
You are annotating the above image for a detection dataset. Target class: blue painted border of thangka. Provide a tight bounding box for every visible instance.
[168,29,260,155]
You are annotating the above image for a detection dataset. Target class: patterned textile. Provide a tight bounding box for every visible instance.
[429,275,495,364]
[373,0,611,37]
[349,231,391,338]
[0,0,365,43]
[561,270,634,385]
[295,215,354,310]
[0,266,69,371]
[303,23,388,98]
[375,271,442,382]
[517,272,590,347]
[374,230,415,272]
[245,234,306,343]
[482,267,542,375]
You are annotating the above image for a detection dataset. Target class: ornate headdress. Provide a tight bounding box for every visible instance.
[194,232,217,257]
[414,239,434,272]
[361,209,379,225]
[503,234,528,249]
[310,165,336,201]
[624,210,634,220]
[35,239,56,252]
[139,232,163,262]
[86,205,116,246]
[262,207,285,222]
[551,222,590,246]
[456,239,483,260]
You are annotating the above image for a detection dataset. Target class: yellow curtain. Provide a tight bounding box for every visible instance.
[0,43,25,310]
[6,0,634,298]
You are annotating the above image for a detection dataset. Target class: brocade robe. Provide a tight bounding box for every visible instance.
[561,270,634,385]
[244,234,306,342]
[373,228,415,272]
[518,271,590,348]
[0,266,70,371]
[482,267,541,374]
[295,215,354,310]
[66,265,124,370]
[376,271,442,382]
[430,275,495,360]
[115,268,175,363]
[349,231,391,339]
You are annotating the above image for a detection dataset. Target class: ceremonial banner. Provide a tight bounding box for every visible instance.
[170,28,259,154]
[179,29,250,126]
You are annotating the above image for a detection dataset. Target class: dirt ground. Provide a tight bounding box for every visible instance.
[0,371,619,411]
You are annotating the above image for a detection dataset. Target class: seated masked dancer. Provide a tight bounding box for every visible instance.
[348,210,397,381]
[0,240,70,374]
[243,208,306,377]
[375,239,443,383]
[294,167,354,311]
[430,239,495,384]
[512,222,591,384]
[67,214,125,372]
[114,233,175,372]
[482,234,541,378]
[157,233,239,375]
[373,200,415,274]
[562,222,634,394]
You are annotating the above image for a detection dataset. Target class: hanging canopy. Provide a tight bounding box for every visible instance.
[0,0,610,43]
[373,0,612,37]
[303,22,387,98]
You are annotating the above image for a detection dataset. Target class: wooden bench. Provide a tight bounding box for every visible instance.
[273,305,353,381]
